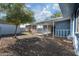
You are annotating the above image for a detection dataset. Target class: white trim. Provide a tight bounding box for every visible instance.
[75,8,79,33]
[76,17,77,33]
[54,17,70,22]
[72,16,75,35]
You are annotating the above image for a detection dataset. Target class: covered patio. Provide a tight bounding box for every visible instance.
[30,17,70,39]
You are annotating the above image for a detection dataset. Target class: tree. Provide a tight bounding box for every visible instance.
[51,12,62,18]
[0,3,34,38]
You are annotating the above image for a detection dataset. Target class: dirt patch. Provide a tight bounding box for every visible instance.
[0,35,75,56]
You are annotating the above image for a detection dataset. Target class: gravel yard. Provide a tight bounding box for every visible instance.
[0,35,75,56]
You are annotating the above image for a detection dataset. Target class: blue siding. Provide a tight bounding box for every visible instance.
[54,20,70,37]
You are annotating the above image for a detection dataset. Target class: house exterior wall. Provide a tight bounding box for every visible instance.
[71,15,79,55]
[36,25,51,34]
[59,3,79,55]
[54,20,70,37]
[67,4,79,55]
[36,25,43,33]
[0,24,25,36]
[73,11,79,55]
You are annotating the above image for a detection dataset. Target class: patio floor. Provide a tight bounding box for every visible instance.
[0,34,75,56]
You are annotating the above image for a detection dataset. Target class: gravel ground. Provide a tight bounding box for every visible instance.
[0,35,75,56]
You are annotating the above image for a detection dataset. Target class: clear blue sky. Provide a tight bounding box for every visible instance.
[26,3,61,22]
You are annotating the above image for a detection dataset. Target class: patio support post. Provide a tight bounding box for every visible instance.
[53,21,54,39]
[47,24,49,36]
[30,25,32,34]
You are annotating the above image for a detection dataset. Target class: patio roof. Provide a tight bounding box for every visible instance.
[31,17,70,25]
[59,3,79,18]
[59,3,75,17]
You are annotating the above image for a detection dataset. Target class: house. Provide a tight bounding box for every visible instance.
[30,3,79,55]
[31,17,70,38]
[33,4,79,55]
[59,3,79,55]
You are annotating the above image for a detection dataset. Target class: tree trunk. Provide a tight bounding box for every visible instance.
[14,25,18,38]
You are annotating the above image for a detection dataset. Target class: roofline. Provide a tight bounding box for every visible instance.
[54,17,70,22]
[31,17,70,25]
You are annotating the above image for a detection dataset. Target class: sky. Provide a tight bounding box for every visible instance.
[0,3,61,22]
[26,3,61,22]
